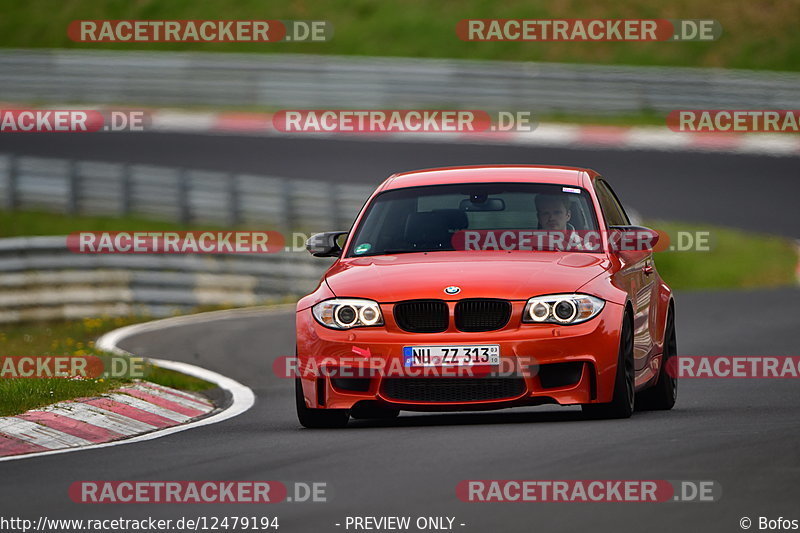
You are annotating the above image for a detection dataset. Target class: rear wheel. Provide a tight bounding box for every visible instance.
[582,312,635,419]
[295,378,350,428]
[636,306,677,411]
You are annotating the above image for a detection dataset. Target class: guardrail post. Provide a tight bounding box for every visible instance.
[329,182,341,229]
[6,154,19,210]
[120,163,132,216]
[178,168,191,224]
[228,173,240,227]
[281,178,294,232]
[67,160,80,215]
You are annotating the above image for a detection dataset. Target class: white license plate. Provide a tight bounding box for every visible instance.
[403,345,500,367]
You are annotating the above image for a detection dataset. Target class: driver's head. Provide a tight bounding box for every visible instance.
[535,194,572,231]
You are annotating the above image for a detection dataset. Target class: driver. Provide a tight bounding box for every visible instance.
[534,193,583,251]
[535,193,572,231]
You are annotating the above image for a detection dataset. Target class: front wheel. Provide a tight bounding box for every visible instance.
[636,305,677,411]
[582,312,635,419]
[295,378,350,428]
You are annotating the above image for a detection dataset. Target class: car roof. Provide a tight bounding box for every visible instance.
[380,165,596,191]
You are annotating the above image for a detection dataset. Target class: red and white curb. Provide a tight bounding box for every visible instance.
[146,110,800,157]
[0,307,263,462]
[0,381,214,457]
[2,103,797,157]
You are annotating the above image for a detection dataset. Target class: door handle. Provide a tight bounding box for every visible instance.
[642,263,654,276]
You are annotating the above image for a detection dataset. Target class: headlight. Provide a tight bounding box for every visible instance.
[523,294,604,325]
[312,298,384,329]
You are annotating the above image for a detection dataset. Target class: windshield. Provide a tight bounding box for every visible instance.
[346,182,601,257]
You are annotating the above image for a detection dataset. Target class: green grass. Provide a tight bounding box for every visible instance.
[0,209,289,238]
[0,317,215,416]
[0,377,127,417]
[537,111,670,128]
[651,221,798,290]
[0,209,215,238]
[0,0,798,71]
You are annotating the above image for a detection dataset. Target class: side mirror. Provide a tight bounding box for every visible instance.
[608,226,659,253]
[306,231,348,257]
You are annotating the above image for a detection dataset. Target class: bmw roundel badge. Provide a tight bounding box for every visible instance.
[444,286,461,295]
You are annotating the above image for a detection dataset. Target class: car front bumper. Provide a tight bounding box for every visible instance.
[295,300,625,410]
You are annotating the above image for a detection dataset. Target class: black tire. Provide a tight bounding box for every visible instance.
[295,378,350,429]
[582,312,635,419]
[636,305,677,411]
[350,402,400,420]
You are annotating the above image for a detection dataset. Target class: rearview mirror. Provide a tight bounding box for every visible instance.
[459,197,505,211]
[306,231,348,257]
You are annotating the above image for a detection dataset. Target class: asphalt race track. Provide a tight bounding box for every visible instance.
[2,132,799,238]
[1,133,799,532]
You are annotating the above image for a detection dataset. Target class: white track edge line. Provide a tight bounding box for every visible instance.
[0,307,267,462]
[95,304,295,348]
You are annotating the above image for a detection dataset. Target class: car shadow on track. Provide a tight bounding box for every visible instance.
[334,405,692,430]
[345,407,590,429]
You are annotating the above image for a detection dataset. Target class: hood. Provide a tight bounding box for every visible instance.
[325,251,610,302]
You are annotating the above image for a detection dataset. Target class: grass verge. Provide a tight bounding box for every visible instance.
[651,221,798,290]
[0,0,798,71]
[0,316,214,416]
[0,209,216,238]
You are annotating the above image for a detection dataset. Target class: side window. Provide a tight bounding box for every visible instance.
[594,179,630,227]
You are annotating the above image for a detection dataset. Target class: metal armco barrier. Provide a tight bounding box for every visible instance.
[0,236,331,323]
[0,153,372,231]
[0,50,798,113]
[0,153,375,323]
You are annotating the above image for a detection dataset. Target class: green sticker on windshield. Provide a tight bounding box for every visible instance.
[355,243,372,254]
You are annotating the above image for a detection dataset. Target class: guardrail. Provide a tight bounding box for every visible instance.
[0,236,331,323]
[1,50,798,113]
[0,152,376,323]
[0,153,372,231]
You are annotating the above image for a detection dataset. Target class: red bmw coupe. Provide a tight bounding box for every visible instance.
[295,165,676,428]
